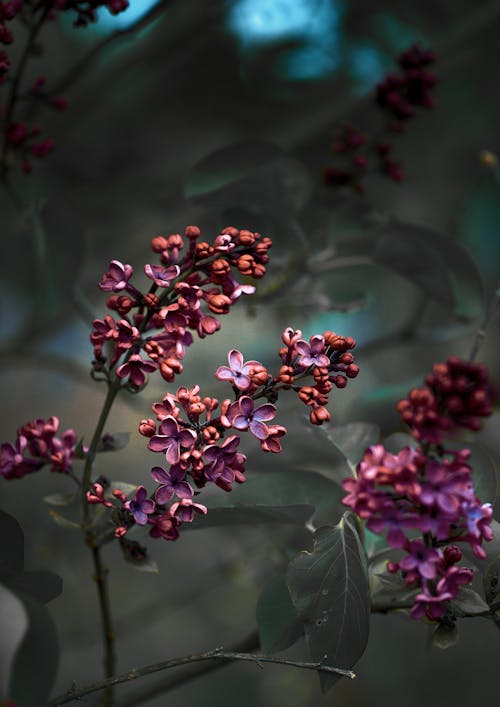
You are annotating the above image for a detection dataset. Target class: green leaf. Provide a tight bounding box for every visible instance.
[0,582,28,697]
[286,512,370,691]
[256,576,303,653]
[206,469,343,527]
[185,140,312,212]
[321,421,380,476]
[0,509,24,572]
[43,492,77,507]
[448,587,489,617]
[48,509,81,530]
[458,173,500,287]
[7,589,59,707]
[382,432,417,454]
[188,504,315,530]
[369,554,418,611]
[370,219,484,320]
[432,622,459,650]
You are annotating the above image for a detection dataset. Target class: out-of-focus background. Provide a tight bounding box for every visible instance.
[1,0,500,705]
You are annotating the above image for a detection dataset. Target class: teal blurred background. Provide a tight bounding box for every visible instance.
[1,0,500,704]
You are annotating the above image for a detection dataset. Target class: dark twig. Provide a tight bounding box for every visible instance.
[49,645,355,705]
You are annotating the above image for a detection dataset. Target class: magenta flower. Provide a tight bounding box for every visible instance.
[260,424,287,453]
[203,435,247,488]
[99,260,133,292]
[149,514,180,541]
[116,354,158,387]
[125,486,155,525]
[151,464,193,504]
[144,264,180,287]
[148,416,197,464]
[294,335,330,368]
[215,350,261,391]
[231,396,276,440]
[169,498,207,523]
[0,437,41,479]
[399,539,442,580]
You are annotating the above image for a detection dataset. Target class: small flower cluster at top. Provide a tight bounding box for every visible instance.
[0,416,80,479]
[86,327,359,545]
[1,0,129,173]
[91,225,272,388]
[342,357,494,622]
[324,44,437,192]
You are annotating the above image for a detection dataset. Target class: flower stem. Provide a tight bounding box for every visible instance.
[90,544,116,705]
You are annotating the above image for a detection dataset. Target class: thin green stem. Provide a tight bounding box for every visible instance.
[90,544,116,705]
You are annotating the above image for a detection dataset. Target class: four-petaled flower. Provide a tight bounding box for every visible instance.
[294,335,330,368]
[116,354,158,387]
[99,260,133,292]
[144,264,180,287]
[151,464,193,504]
[148,416,197,464]
[231,396,276,440]
[215,350,261,391]
[169,498,207,523]
[125,486,155,525]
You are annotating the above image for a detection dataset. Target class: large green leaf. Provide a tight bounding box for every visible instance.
[321,421,380,476]
[189,504,315,530]
[0,583,28,699]
[185,140,312,212]
[286,512,370,691]
[204,469,343,527]
[256,575,303,653]
[7,590,59,707]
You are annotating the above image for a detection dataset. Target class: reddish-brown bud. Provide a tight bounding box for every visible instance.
[185,225,201,239]
[196,242,214,259]
[309,406,331,425]
[144,292,160,308]
[159,357,183,382]
[139,418,156,437]
[237,229,256,246]
[207,293,231,314]
[151,236,168,252]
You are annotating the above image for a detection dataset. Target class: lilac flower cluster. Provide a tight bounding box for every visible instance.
[397,357,493,444]
[87,327,359,543]
[91,226,272,389]
[324,44,437,191]
[1,0,129,173]
[0,416,79,479]
[342,356,494,622]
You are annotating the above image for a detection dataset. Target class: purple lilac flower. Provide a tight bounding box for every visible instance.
[419,456,474,514]
[169,498,207,523]
[230,396,276,440]
[215,350,261,391]
[144,264,180,287]
[148,416,197,464]
[151,464,193,504]
[399,539,443,580]
[149,514,180,541]
[125,486,156,525]
[294,335,330,368]
[116,353,158,387]
[203,435,247,489]
[0,437,41,479]
[99,260,133,292]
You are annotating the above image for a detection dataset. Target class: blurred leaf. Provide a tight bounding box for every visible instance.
[7,590,59,707]
[185,140,312,212]
[449,587,489,617]
[2,572,62,606]
[458,174,500,287]
[363,527,388,559]
[0,509,24,572]
[370,219,484,321]
[445,441,498,505]
[108,481,138,498]
[286,512,370,691]
[207,469,343,527]
[369,554,418,610]
[43,492,77,507]
[48,509,81,530]
[432,622,459,650]
[256,575,303,653]
[120,540,158,573]
[0,583,28,698]
[321,421,380,476]
[482,519,500,607]
[97,432,130,453]
[189,504,315,530]
[382,432,417,454]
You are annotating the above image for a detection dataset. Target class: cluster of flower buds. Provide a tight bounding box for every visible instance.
[85,327,358,542]
[91,225,272,388]
[343,356,494,622]
[0,0,129,173]
[324,44,437,191]
[0,416,80,479]
[397,357,493,445]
